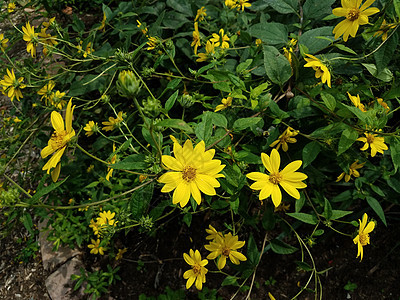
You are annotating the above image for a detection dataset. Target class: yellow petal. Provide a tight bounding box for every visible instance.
[173,181,191,207]
[51,111,64,132]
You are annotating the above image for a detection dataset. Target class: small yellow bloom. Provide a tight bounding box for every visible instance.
[13,117,22,123]
[183,249,208,290]
[353,213,375,261]
[237,0,251,11]
[304,54,331,88]
[37,81,56,102]
[347,92,366,112]
[97,210,117,226]
[332,0,380,42]
[246,149,307,207]
[356,131,388,157]
[83,42,93,58]
[146,36,159,50]
[42,17,56,30]
[225,0,238,9]
[87,164,94,173]
[269,126,299,152]
[89,219,103,236]
[136,20,148,35]
[22,22,38,58]
[49,90,67,109]
[373,20,396,41]
[215,96,232,112]
[255,39,262,46]
[0,68,26,101]
[377,98,390,113]
[192,22,201,54]
[83,121,98,137]
[205,225,222,241]
[106,144,117,181]
[205,232,247,269]
[98,12,106,32]
[195,6,207,22]
[0,34,9,51]
[210,29,230,49]
[139,174,147,182]
[38,28,58,56]
[8,2,16,13]
[88,239,106,255]
[336,160,365,182]
[102,111,124,131]
[115,248,127,260]
[196,40,215,62]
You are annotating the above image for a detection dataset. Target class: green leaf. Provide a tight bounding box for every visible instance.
[334,44,357,55]
[338,127,358,155]
[166,0,192,16]
[330,210,353,220]
[366,196,387,226]
[131,183,154,219]
[302,141,321,168]
[247,234,260,265]
[29,177,69,204]
[303,0,336,20]
[270,239,298,254]
[263,45,292,86]
[233,117,263,131]
[165,90,179,111]
[22,213,34,235]
[390,137,400,172]
[298,27,334,53]
[221,276,239,287]
[320,91,336,111]
[195,113,213,143]
[156,119,194,134]
[248,22,288,46]
[387,177,400,193]
[343,104,367,122]
[204,111,228,128]
[183,213,192,227]
[286,212,318,224]
[111,154,148,170]
[323,198,333,220]
[235,151,262,164]
[362,63,393,82]
[374,31,398,72]
[370,184,385,197]
[266,0,298,14]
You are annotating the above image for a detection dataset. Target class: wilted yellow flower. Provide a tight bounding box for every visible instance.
[49,90,67,109]
[83,121,98,137]
[347,92,366,112]
[195,6,207,22]
[106,144,117,181]
[146,36,159,50]
[237,0,251,11]
[22,22,38,58]
[304,54,331,88]
[183,249,208,290]
[98,12,106,32]
[83,42,93,58]
[197,40,215,62]
[332,0,379,42]
[270,126,299,152]
[115,248,127,260]
[38,28,58,56]
[0,34,9,51]
[205,232,247,269]
[215,96,232,112]
[377,98,390,113]
[373,20,396,41]
[336,160,365,182]
[0,68,26,101]
[210,29,230,49]
[87,164,94,173]
[41,99,75,182]
[192,22,201,54]
[158,139,225,207]
[8,2,16,13]
[136,20,148,35]
[246,149,307,207]
[274,202,290,212]
[102,111,124,131]
[356,131,388,157]
[88,239,106,255]
[353,213,375,261]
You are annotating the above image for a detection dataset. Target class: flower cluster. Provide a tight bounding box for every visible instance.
[88,210,118,255]
[270,126,299,152]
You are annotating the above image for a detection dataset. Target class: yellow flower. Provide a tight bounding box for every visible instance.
[38,28,58,56]
[373,20,396,41]
[106,144,117,181]
[274,202,291,212]
[215,96,232,112]
[246,149,307,207]
[332,0,380,42]
[268,292,276,300]
[205,225,222,241]
[87,164,94,173]
[336,160,365,182]
[89,219,103,236]
[98,12,106,32]
[269,126,299,152]
[304,54,331,88]
[83,42,93,58]
[192,22,201,55]
[283,38,297,67]
[22,22,38,58]
[146,36,159,50]
[115,248,127,260]
[210,29,230,49]
[225,0,238,9]
[37,80,56,102]
[255,38,262,46]
[183,249,208,290]
[97,210,117,226]
[356,131,388,157]
[102,111,124,131]
[195,6,207,22]
[41,99,76,182]
[137,20,148,35]
[7,2,16,13]
[196,40,215,62]
[347,92,366,112]
[42,17,56,30]
[0,34,9,51]
[13,117,22,123]
[0,69,26,101]
[237,0,251,11]
[353,213,375,261]
[377,98,389,113]
[88,239,106,255]
[205,232,247,269]
[84,121,98,137]
[158,139,225,207]
[49,90,67,109]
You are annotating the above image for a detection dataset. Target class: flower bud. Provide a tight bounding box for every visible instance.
[117,70,141,98]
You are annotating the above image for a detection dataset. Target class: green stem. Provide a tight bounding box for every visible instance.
[3,174,32,198]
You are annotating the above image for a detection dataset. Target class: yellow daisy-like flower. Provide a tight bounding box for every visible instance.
[158,139,225,208]
[336,160,365,182]
[195,6,207,22]
[215,96,232,112]
[0,34,9,51]
[88,239,106,255]
[304,54,331,88]
[106,144,117,181]
[373,20,396,41]
[102,111,124,131]
[40,99,76,182]
[205,225,222,241]
[353,213,375,261]
[83,121,98,137]
[22,22,38,58]
[225,0,238,9]
[83,42,93,58]
[97,210,117,226]
[237,0,251,11]
[38,28,58,56]
[0,68,26,101]
[42,17,56,30]
[270,126,299,152]
[356,131,388,157]
[49,90,67,109]
[347,92,366,112]
[8,2,16,13]
[183,249,208,290]
[246,149,307,207]
[197,40,215,62]
[89,219,103,236]
[332,0,380,42]
[205,232,247,270]
[192,22,201,55]
[146,36,159,51]
[210,29,230,49]
[115,248,127,260]
[37,80,56,102]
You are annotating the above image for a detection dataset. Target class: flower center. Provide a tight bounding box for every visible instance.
[347,9,360,21]
[269,172,282,185]
[192,264,201,275]
[182,166,197,182]
[366,134,375,144]
[50,130,68,150]
[359,232,369,246]
[222,247,230,257]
